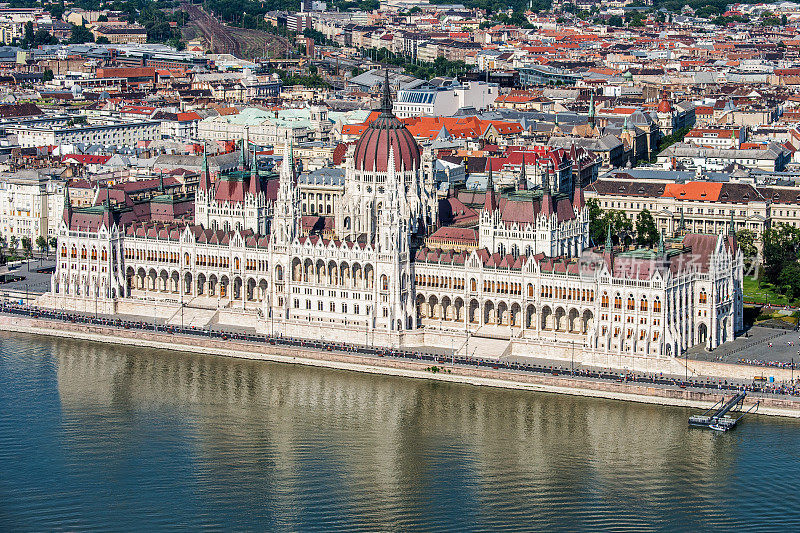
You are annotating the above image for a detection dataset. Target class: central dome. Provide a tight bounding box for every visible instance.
[353,70,421,173]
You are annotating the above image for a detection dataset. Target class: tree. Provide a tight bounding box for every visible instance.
[36,235,48,256]
[22,21,34,48]
[762,223,800,285]
[587,198,605,245]
[778,262,800,300]
[34,29,58,46]
[9,235,18,256]
[607,15,623,26]
[95,36,110,44]
[586,199,634,247]
[49,237,57,253]
[605,210,633,245]
[21,237,32,260]
[635,209,659,247]
[98,14,108,22]
[68,24,94,44]
[736,229,757,263]
[42,68,54,82]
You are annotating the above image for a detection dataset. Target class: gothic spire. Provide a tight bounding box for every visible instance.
[519,151,527,191]
[200,142,210,190]
[728,210,735,236]
[588,93,595,126]
[62,182,71,225]
[605,222,612,251]
[658,228,665,255]
[249,148,261,196]
[238,136,247,171]
[380,68,393,115]
[484,158,497,212]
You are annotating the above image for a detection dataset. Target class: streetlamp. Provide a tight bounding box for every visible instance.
[571,339,574,376]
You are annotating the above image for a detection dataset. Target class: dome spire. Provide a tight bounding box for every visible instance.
[380,68,392,115]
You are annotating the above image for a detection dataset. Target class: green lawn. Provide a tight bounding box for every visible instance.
[742,276,794,306]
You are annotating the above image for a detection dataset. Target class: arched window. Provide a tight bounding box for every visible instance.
[276,265,284,281]
[81,246,87,259]
[640,297,648,312]
[234,257,240,270]
[471,279,477,292]
[185,253,190,266]
[653,299,662,313]
[71,245,77,258]
[381,274,388,291]
[61,246,67,258]
[601,293,609,308]
[627,296,635,311]
[614,295,622,309]
[101,248,107,261]
[91,247,97,260]
[699,290,707,304]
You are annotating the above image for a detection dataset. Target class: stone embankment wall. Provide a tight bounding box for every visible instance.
[2,315,799,418]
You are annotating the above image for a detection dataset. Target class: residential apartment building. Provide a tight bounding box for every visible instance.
[585,177,769,251]
[657,143,791,172]
[0,171,64,241]
[10,120,162,148]
[683,127,746,149]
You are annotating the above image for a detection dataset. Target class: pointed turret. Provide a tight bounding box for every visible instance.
[62,182,72,225]
[519,152,528,191]
[572,171,584,210]
[249,148,261,196]
[588,93,595,126]
[658,228,665,255]
[541,162,554,217]
[101,186,113,228]
[274,140,299,246]
[199,142,211,191]
[238,137,247,171]
[728,210,735,236]
[603,222,614,269]
[484,158,498,212]
[678,208,685,235]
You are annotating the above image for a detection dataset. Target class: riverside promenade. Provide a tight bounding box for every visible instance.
[2,305,800,418]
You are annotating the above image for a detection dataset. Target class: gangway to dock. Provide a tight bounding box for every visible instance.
[689,391,759,431]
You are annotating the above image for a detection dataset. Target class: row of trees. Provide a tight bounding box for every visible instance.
[587,199,660,248]
[587,200,800,305]
[0,235,56,264]
[360,48,470,80]
[762,224,800,300]
[12,0,186,48]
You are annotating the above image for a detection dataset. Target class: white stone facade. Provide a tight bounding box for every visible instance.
[43,99,745,371]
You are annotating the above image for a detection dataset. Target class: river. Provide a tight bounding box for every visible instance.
[1,331,799,531]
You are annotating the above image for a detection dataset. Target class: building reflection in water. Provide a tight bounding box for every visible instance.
[51,335,750,530]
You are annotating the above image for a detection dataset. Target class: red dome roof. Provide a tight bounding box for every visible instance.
[352,70,421,173]
[657,99,672,113]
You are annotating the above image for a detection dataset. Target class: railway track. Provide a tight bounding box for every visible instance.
[182,3,289,60]
[183,3,239,56]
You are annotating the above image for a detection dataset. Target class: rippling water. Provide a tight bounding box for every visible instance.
[2,331,800,531]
